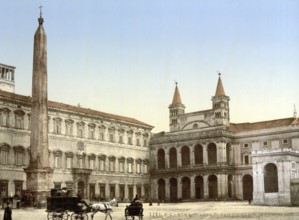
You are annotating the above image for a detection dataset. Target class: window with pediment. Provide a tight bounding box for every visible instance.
[0,145,10,165]
[109,156,115,172]
[88,123,96,139]
[53,118,62,134]
[98,155,106,171]
[0,108,10,127]
[65,119,74,136]
[88,154,96,169]
[13,146,25,165]
[136,159,142,173]
[53,150,62,168]
[143,133,149,147]
[127,158,134,173]
[118,129,124,144]
[127,130,133,145]
[14,110,25,129]
[143,160,149,174]
[99,125,106,141]
[108,127,115,143]
[65,152,73,169]
[77,121,85,138]
[136,132,141,146]
[119,157,125,173]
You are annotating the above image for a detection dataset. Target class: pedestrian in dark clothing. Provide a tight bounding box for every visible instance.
[3,202,12,220]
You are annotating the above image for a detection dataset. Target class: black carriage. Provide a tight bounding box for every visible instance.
[46,189,89,220]
[125,205,143,220]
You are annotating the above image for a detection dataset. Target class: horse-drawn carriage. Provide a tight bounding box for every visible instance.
[46,189,89,220]
[124,198,143,220]
[46,188,117,220]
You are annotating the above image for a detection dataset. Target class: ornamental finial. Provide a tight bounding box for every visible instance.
[38,5,44,25]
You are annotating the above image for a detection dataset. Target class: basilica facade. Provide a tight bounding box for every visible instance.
[0,63,153,202]
[149,77,299,206]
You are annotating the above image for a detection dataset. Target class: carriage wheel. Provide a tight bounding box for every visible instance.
[47,212,53,220]
[70,212,88,220]
[52,209,69,220]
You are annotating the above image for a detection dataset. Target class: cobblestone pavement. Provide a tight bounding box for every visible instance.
[1,201,299,220]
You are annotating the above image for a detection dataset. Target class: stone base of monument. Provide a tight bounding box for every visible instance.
[24,167,54,206]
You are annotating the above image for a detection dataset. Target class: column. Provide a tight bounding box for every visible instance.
[105,183,110,199]
[177,176,182,199]
[115,183,119,199]
[203,144,208,165]
[177,146,182,167]
[190,145,195,166]
[165,150,169,169]
[203,175,209,199]
[165,178,170,201]
[190,175,195,199]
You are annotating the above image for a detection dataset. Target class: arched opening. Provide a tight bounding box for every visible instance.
[169,178,178,202]
[157,149,165,169]
[264,163,278,193]
[228,175,233,198]
[169,147,177,168]
[208,143,217,165]
[194,144,203,165]
[195,176,204,199]
[181,146,190,166]
[226,143,231,165]
[208,175,218,199]
[158,179,166,202]
[181,177,191,199]
[243,174,253,200]
[78,181,85,198]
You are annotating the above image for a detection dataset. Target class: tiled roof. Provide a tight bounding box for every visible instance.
[230,118,297,133]
[0,90,153,128]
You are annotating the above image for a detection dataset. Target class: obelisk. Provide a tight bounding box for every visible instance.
[24,8,53,203]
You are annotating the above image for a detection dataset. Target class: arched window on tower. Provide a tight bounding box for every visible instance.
[264,163,278,193]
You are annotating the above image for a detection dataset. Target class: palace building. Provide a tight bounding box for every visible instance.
[149,77,299,206]
[0,15,153,203]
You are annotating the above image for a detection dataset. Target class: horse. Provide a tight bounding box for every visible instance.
[89,198,118,220]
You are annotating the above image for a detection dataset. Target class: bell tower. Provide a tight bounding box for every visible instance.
[212,73,230,126]
[169,82,185,132]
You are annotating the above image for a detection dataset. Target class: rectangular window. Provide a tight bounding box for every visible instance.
[128,162,132,173]
[78,158,83,168]
[78,129,83,138]
[1,151,8,164]
[54,155,61,168]
[109,160,114,172]
[119,136,123,144]
[66,157,72,169]
[89,159,94,169]
[144,139,147,147]
[119,161,124,172]
[283,139,288,144]
[15,152,23,165]
[144,164,148,174]
[244,155,249,165]
[100,133,104,141]
[244,143,248,148]
[99,160,105,171]
[109,134,114,142]
[136,163,141,173]
[136,138,140,146]
[263,141,268,146]
[128,137,132,145]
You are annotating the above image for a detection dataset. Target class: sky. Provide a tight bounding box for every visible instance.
[1,0,298,133]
